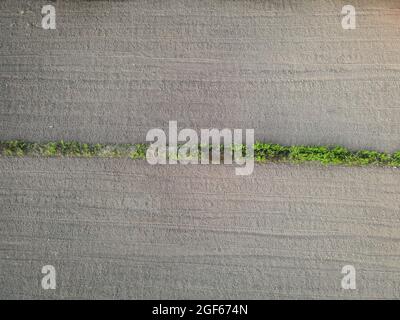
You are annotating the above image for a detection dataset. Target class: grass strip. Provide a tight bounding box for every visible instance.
[1,140,400,167]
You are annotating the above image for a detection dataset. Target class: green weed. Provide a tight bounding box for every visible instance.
[0,140,398,168]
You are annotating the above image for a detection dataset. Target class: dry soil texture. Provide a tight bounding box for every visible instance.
[1,0,400,300]
[0,158,400,299]
[1,0,400,151]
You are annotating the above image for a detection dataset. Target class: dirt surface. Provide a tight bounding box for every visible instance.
[1,0,400,151]
[0,158,400,299]
[1,0,400,300]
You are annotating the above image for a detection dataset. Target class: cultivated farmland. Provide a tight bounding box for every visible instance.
[1,0,400,299]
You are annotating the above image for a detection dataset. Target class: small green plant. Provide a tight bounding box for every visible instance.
[129,144,147,159]
[2,141,26,157]
[43,142,58,157]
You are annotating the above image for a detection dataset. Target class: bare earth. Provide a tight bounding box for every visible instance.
[0,158,399,299]
[1,0,400,299]
[1,0,400,151]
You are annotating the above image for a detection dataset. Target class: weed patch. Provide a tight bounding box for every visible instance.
[0,140,399,168]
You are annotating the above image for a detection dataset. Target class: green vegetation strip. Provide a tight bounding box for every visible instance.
[1,140,400,167]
